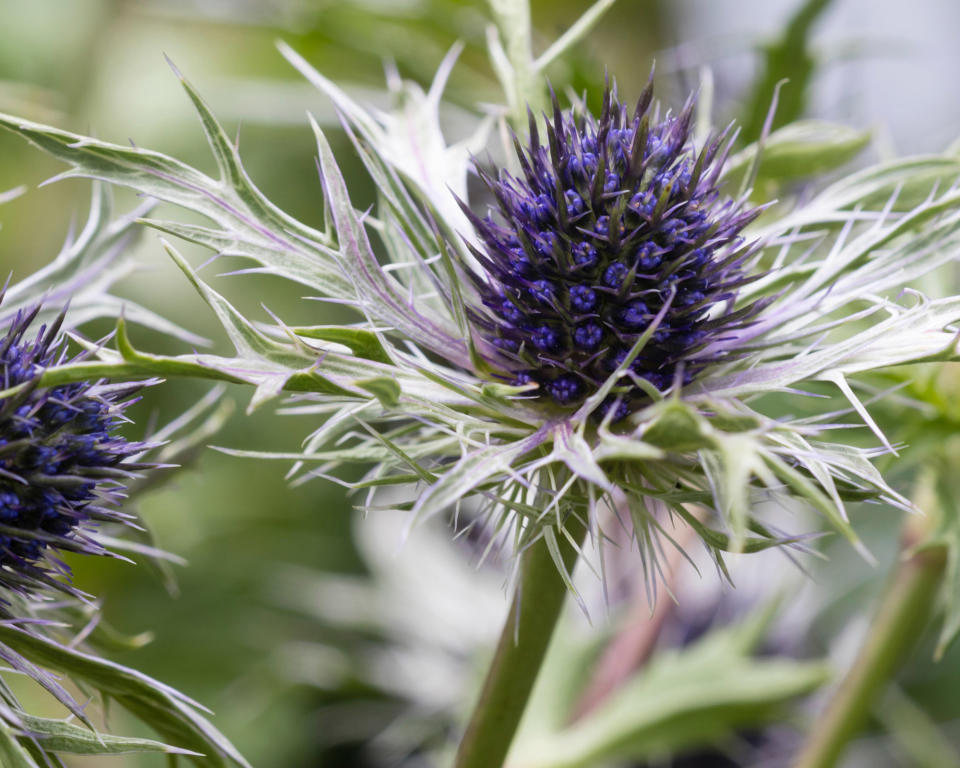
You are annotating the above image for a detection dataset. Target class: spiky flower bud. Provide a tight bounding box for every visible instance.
[0,304,147,595]
[466,84,764,417]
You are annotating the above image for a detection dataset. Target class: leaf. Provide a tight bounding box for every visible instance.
[143,217,349,297]
[162,240,300,363]
[740,0,836,143]
[640,399,713,452]
[510,606,829,768]
[876,687,960,768]
[292,325,392,364]
[723,120,869,188]
[757,156,960,234]
[0,78,355,304]
[15,713,201,757]
[0,625,250,768]
[64,604,157,653]
[0,719,40,768]
[0,183,204,345]
[700,295,960,400]
[700,435,758,552]
[280,40,485,246]
[357,377,402,408]
[671,505,817,555]
[310,116,471,369]
[411,426,550,523]
[761,448,864,554]
[111,269,363,403]
[533,0,617,74]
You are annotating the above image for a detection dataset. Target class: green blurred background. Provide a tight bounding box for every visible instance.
[2,1,960,766]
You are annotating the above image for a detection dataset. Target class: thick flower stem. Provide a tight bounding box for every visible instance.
[792,519,947,768]
[454,522,587,768]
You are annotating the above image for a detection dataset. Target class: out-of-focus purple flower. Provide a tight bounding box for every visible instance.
[0,302,148,596]
[464,82,765,417]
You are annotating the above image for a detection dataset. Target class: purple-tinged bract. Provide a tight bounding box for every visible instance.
[0,304,147,596]
[465,82,765,417]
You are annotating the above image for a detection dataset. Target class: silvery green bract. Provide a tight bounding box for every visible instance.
[2,8,960,596]
[0,183,205,346]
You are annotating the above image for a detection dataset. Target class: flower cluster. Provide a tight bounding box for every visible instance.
[0,304,146,595]
[466,85,764,417]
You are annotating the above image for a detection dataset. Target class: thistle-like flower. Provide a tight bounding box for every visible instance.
[467,85,763,415]
[0,303,147,597]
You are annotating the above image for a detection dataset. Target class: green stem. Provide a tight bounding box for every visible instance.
[454,522,586,768]
[792,521,947,768]
[486,0,545,127]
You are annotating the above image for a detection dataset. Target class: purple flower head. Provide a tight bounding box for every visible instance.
[464,81,765,418]
[0,303,148,597]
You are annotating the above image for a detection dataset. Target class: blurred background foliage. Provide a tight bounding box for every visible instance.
[3,1,960,766]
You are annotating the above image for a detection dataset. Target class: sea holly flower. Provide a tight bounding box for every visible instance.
[464,83,765,416]
[0,302,149,598]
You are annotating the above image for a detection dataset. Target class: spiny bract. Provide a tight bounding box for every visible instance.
[0,304,146,596]
[466,82,765,418]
